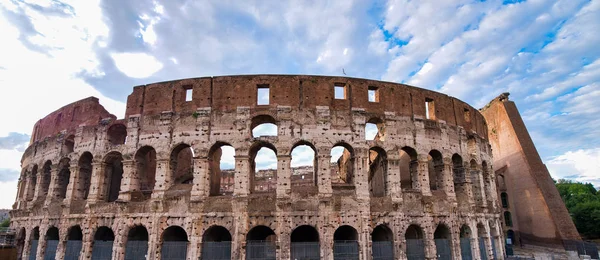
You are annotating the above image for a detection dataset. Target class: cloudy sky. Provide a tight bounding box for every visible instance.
[0,0,599,208]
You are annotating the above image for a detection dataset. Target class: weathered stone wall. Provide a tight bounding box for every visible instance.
[481,93,580,247]
[11,75,501,260]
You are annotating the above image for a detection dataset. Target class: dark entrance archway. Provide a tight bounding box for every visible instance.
[64,226,83,260]
[372,225,394,260]
[125,225,148,260]
[246,225,276,260]
[91,226,114,260]
[201,226,232,260]
[29,227,39,260]
[290,225,320,260]
[161,226,188,260]
[434,224,453,260]
[405,225,425,260]
[460,225,473,260]
[333,225,359,260]
[44,226,59,260]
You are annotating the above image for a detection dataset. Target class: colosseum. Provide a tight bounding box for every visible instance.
[9,74,571,260]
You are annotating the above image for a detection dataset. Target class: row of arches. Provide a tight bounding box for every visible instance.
[18,140,492,204]
[20,221,500,260]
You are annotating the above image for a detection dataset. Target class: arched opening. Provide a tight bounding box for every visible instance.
[202,226,232,260]
[482,161,492,206]
[405,225,425,260]
[250,142,277,193]
[291,225,320,260]
[16,227,25,258]
[453,154,469,207]
[291,141,317,189]
[125,225,149,260]
[44,226,59,260]
[40,161,52,200]
[365,117,385,141]
[333,225,359,259]
[434,224,453,260]
[372,225,394,260]
[77,152,93,200]
[369,147,387,197]
[477,223,488,260]
[104,152,123,202]
[135,146,157,200]
[65,226,83,260]
[107,124,127,145]
[489,222,500,259]
[26,165,37,201]
[400,146,418,190]
[428,150,444,191]
[251,115,278,138]
[208,143,235,196]
[62,135,75,154]
[29,227,39,259]
[501,192,508,208]
[497,174,506,191]
[246,226,276,260]
[460,225,473,260]
[504,211,513,227]
[56,158,71,200]
[161,226,189,260]
[470,159,484,207]
[506,230,515,246]
[92,226,114,259]
[331,143,354,186]
[170,144,194,186]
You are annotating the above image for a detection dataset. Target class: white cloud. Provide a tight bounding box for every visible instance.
[255,147,277,170]
[547,148,600,186]
[291,145,315,167]
[110,52,163,78]
[252,123,277,137]
[0,181,18,209]
[220,146,235,170]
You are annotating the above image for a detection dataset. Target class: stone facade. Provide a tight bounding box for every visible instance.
[10,75,503,260]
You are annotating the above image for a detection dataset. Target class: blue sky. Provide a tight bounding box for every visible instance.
[0,0,599,208]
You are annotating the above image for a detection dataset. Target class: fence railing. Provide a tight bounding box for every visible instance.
[333,240,359,260]
[435,239,452,260]
[290,242,320,260]
[372,241,394,260]
[201,241,231,260]
[564,240,599,259]
[91,240,113,260]
[406,239,425,260]
[246,240,276,260]
[460,238,473,260]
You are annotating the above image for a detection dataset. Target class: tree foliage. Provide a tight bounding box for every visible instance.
[0,218,9,228]
[555,179,600,239]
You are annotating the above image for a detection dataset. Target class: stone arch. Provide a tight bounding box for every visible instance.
[208,142,236,196]
[16,227,25,258]
[470,159,484,207]
[460,224,474,260]
[251,114,278,137]
[62,134,75,154]
[103,151,123,202]
[249,141,277,193]
[290,140,318,189]
[125,225,149,260]
[135,146,157,200]
[40,160,52,200]
[372,224,394,260]
[428,150,444,191]
[434,223,453,260]
[202,225,232,260]
[504,211,513,227]
[64,225,83,260]
[331,142,354,185]
[77,152,93,200]
[400,146,418,190]
[161,226,189,260]
[91,226,114,259]
[369,146,388,197]
[366,117,385,141]
[246,225,276,259]
[26,164,38,201]
[501,192,508,208]
[29,227,40,259]
[291,225,320,259]
[476,223,488,260]
[482,160,492,205]
[170,143,194,186]
[106,124,127,145]
[405,224,425,259]
[44,226,60,260]
[333,225,359,258]
[56,157,71,200]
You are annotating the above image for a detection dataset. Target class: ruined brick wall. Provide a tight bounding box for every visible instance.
[481,93,580,247]
[11,75,502,260]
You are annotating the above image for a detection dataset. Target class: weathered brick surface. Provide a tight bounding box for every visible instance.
[11,75,503,260]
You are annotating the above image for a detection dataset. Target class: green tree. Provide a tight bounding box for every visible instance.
[0,218,9,228]
[555,179,600,239]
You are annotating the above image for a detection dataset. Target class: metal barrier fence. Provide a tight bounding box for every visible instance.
[44,240,58,260]
[333,240,359,260]
[564,240,599,259]
[201,241,231,260]
[64,240,82,260]
[479,238,487,260]
[91,240,113,260]
[460,238,473,260]
[124,240,148,260]
[492,238,498,259]
[372,241,394,260]
[29,240,38,260]
[161,241,188,260]
[290,242,320,260]
[246,240,276,260]
[406,239,425,260]
[435,239,452,260]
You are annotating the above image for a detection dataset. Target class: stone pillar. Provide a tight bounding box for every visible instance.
[191,157,209,201]
[35,227,46,260]
[87,162,106,203]
[14,177,25,209]
[387,157,403,203]
[21,229,32,260]
[464,162,476,208]
[112,225,126,260]
[417,155,432,196]
[276,155,291,198]
[451,223,462,260]
[234,155,250,197]
[23,171,35,206]
[32,170,45,202]
[316,153,332,196]
[354,148,370,199]
[81,228,94,260]
[55,229,67,260]
[146,223,158,260]
[44,165,60,206]
[63,165,79,203]
[117,160,136,201]
[151,159,170,199]
[424,226,436,260]
[443,159,456,201]
[483,225,493,260]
